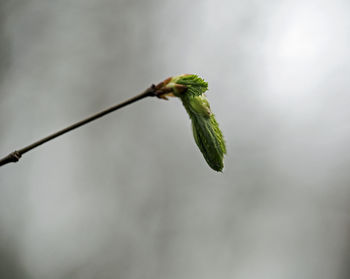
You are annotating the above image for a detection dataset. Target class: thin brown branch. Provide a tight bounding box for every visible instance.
[0,84,162,167]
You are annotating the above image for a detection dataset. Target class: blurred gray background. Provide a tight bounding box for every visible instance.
[1,0,350,278]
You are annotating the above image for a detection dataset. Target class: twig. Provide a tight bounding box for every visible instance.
[0,84,161,167]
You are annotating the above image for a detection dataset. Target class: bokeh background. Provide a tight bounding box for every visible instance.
[1,0,350,278]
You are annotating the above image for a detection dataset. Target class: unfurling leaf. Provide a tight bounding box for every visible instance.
[163,74,226,172]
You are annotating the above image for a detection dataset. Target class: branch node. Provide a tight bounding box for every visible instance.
[12,151,22,161]
[0,151,22,167]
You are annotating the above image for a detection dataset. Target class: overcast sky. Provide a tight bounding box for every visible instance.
[1,1,350,278]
